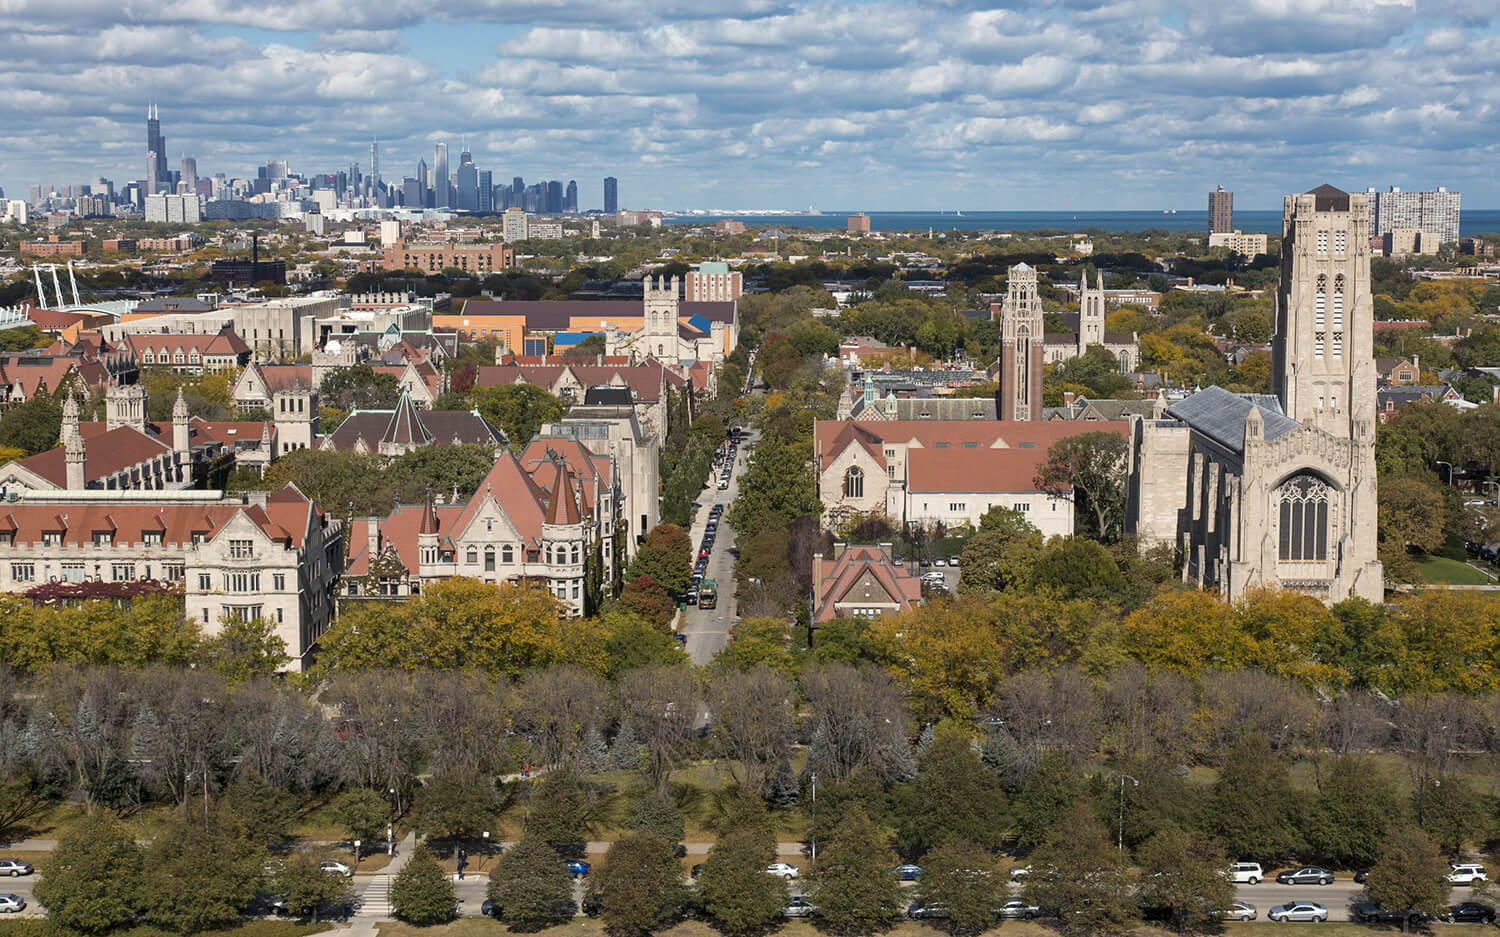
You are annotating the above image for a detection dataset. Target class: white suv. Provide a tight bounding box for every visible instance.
[1228,862,1263,885]
[1449,864,1487,885]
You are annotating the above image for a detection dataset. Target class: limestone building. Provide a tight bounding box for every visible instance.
[993,263,1044,421]
[1125,185,1383,603]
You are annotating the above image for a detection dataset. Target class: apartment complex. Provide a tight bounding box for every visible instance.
[1208,186,1234,234]
[1366,186,1460,244]
[1208,230,1270,257]
[685,262,743,302]
[381,238,515,274]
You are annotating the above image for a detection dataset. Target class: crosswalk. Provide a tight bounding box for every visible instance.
[356,874,394,917]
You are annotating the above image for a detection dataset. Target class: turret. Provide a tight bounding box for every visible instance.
[172,388,189,453]
[63,390,85,490]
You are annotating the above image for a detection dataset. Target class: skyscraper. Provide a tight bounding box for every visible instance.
[478,170,493,213]
[547,180,563,214]
[146,104,169,196]
[565,180,578,213]
[1366,186,1461,244]
[1208,185,1233,234]
[603,176,618,214]
[513,177,524,202]
[179,156,197,195]
[434,143,450,208]
[456,149,478,212]
[369,139,380,196]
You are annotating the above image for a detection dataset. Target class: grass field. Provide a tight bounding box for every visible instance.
[375,917,1499,937]
[1414,553,1495,585]
[0,922,328,937]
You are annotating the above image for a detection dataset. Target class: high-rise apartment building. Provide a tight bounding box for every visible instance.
[1366,186,1460,245]
[1208,185,1233,234]
[434,143,450,208]
[502,207,529,242]
[603,177,618,214]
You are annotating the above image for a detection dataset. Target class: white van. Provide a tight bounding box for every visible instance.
[1228,862,1263,885]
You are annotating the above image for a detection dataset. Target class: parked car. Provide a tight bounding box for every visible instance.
[1449,864,1488,885]
[766,862,799,880]
[1276,867,1333,885]
[0,860,32,877]
[566,860,591,877]
[319,860,353,877]
[480,899,501,918]
[932,558,947,567]
[1214,902,1257,921]
[948,556,961,567]
[1447,902,1497,924]
[1268,902,1328,922]
[1228,862,1263,885]
[1353,869,1370,884]
[997,898,1041,920]
[690,864,705,878]
[1009,865,1031,881]
[781,897,818,918]
[0,894,24,913]
[893,864,923,881]
[908,901,948,920]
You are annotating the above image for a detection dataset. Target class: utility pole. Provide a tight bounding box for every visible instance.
[810,772,817,864]
[1109,772,1138,851]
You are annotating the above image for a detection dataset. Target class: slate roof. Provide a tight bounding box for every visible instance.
[813,545,922,624]
[324,400,505,452]
[1307,183,1350,212]
[458,299,736,329]
[1164,385,1299,453]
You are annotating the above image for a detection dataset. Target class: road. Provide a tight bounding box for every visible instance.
[1230,880,1364,921]
[0,873,40,917]
[678,429,755,666]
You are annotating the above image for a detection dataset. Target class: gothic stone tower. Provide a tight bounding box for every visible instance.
[997,262,1044,421]
[1078,269,1105,353]
[642,275,680,360]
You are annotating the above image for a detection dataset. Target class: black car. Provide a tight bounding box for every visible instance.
[1448,902,1497,924]
[690,863,705,878]
[480,899,502,919]
[1353,869,1370,883]
[1354,903,1429,925]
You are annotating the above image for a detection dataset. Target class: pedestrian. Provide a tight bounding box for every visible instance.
[457,847,468,880]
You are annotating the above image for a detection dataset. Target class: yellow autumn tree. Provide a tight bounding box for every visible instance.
[1386,591,1500,694]
[1236,587,1348,688]
[1120,588,1254,673]
[869,599,1008,721]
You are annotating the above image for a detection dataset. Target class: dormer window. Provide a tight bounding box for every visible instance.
[143,531,163,546]
[43,531,62,546]
[93,531,112,547]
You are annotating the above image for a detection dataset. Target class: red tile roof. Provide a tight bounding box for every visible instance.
[813,545,921,624]
[0,485,316,548]
[13,426,172,488]
[124,330,250,359]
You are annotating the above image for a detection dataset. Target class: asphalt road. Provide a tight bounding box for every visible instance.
[1230,879,1364,921]
[0,874,44,917]
[678,430,754,666]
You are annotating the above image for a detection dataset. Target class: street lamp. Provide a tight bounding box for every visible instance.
[810,773,818,864]
[1108,772,1138,851]
[354,840,361,869]
[1436,461,1454,486]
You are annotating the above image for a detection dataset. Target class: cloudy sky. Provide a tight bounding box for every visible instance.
[4,0,1498,211]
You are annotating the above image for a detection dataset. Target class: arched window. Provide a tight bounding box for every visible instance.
[1332,275,1345,330]
[466,547,478,565]
[545,544,553,564]
[1015,324,1031,412]
[844,466,864,499]
[502,545,513,563]
[571,544,581,565]
[484,547,495,572]
[1117,350,1132,373]
[1277,474,1331,562]
[1315,275,1327,329]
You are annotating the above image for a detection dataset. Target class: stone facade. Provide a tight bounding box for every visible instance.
[1126,185,1383,604]
[994,263,1044,421]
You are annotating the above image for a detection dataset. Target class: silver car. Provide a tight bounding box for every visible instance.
[997,898,1041,920]
[781,897,817,918]
[1215,902,1256,921]
[0,894,24,913]
[1268,902,1327,922]
[0,860,32,877]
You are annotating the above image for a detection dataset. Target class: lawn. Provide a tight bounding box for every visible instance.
[0,922,328,937]
[1414,554,1494,585]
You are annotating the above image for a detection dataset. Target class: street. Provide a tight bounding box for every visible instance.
[677,429,755,666]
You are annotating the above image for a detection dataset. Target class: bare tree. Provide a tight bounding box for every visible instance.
[30,666,138,811]
[1394,692,1481,817]
[513,665,607,768]
[325,671,426,815]
[1100,664,1195,764]
[1318,690,1394,757]
[415,670,509,778]
[991,667,1102,764]
[617,665,699,795]
[1196,670,1316,762]
[709,667,793,796]
[225,679,342,793]
[131,667,228,809]
[801,662,911,783]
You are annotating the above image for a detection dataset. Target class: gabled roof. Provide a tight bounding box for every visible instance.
[1164,386,1299,453]
[814,545,922,624]
[383,390,433,447]
[9,426,172,488]
[324,406,505,452]
[1307,184,1350,212]
[0,486,318,548]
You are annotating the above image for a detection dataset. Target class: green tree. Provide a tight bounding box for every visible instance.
[810,806,903,935]
[332,788,389,848]
[320,364,401,411]
[614,575,677,628]
[1012,750,1081,855]
[1208,733,1301,860]
[471,383,566,447]
[628,524,692,596]
[1023,802,1137,937]
[891,730,1009,858]
[0,392,62,456]
[201,617,290,687]
[590,833,687,937]
[1135,828,1234,934]
[913,840,1005,936]
[1420,774,1486,855]
[1031,537,1127,600]
[486,836,576,930]
[412,772,502,842]
[222,770,298,849]
[390,848,457,925]
[138,820,262,934]
[958,507,1042,593]
[34,813,143,934]
[1367,824,1451,932]
[1034,430,1129,541]
[273,851,354,923]
[260,448,395,516]
[601,614,685,679]
[1305,757,1400,869]
[697,823,787,936]
[626,793,685,844]
[526,771,596,857]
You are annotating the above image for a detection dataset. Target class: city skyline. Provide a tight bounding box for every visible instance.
[2,1,1499,209]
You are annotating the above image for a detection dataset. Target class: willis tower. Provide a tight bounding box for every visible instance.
[146,104,169,195]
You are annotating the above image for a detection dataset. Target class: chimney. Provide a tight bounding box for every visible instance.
[367,520,379,560]
[812,552,824,604]
[1412,354,1419,376]
[1063,391,1076,407]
